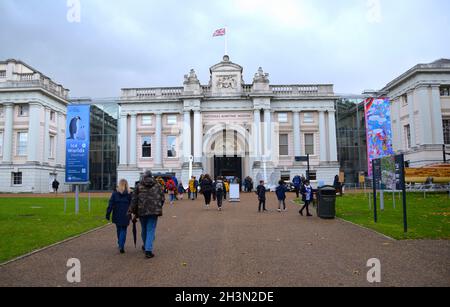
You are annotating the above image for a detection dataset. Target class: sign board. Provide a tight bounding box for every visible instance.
[295,156,309,162]
[395,154,406,190]
[373,159,382,188]
[65,105,90,184]
[229,183,240,202]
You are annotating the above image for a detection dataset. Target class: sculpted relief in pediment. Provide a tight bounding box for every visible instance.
[216,75,238,89]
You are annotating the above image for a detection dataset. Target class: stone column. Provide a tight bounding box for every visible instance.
[193,111,203,163]
[416,86,433,145]
[319,111,327,162]
[119,114,128,166]
[263,109,272,160]
[43,108,50,163]
[395,98,402,151]
[154,113,163,167]
[407,91,416,147]
[2,104,14,164]
[129,114,137,166]
[293,111,301,157]
[28,103,41,163]
[56,112,64,166]
[431,86,444,144]
[328,110,338,162]
[183,111,192,163]
[253,109,261,160]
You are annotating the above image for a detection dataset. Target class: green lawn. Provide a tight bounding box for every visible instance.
[334,192,450,240]
[0,197,109,263]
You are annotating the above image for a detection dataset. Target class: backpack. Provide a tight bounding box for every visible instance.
[216,181,224,192]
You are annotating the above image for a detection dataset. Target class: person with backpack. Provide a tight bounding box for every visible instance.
[299,180,313,217]
[256,180,267,212]
[292,175,302,199]
[200,174,214,209]
[129,171,165,259]
[276,180,289,212]
[215,176,225,211]
[177,182,185,200]
[166,178,177,206]
[106,179,132,254]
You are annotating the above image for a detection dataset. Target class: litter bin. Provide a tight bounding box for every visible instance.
[317,186,337,219]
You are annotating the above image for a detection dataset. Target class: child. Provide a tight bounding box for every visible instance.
[166,179,177,205]
[256,180,267,212]
[177,182,185,200]
[106,179,132,254]
[275,180,288,212]
[300,180,313,217]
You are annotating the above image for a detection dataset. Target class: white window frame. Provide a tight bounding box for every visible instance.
[167,136,177,158]
[49,134,56,159]
[12,172,23,186]
[278,113,288,123]
[18,105,29,117]
[16,132,28,156]
[303,112,314,123]
[141,115,152,126]
[304,133,315,155]
[167,115,177,125]
[141,135,152,158]
[279,134,289,156]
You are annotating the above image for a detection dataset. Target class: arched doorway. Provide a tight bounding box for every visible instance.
[203,124,251,181]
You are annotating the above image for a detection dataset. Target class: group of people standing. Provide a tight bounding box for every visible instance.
[197,175,232,211]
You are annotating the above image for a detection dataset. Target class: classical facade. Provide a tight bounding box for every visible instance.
[0,59,70,193]
[118,56,340,187]
[384,59,450,167]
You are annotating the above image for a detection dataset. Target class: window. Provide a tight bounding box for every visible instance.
[12,172,23,185]
[50,111,56,122]
[440,86,450,97]
[167,115,177,125]
[49,135,55,158]
[401,94,408,107]
[404,125,411,149]
[141,136,152,158]
[0,132,3,156]
[303,113,314,123]
[278,113,288,123]
[305,134,314,155]
[279,134,289,156]
[16,132,28,156]
[443,120,450,145]
[142,115,152,126]
[0,106,3,118]
[18,105,29,117]
[167,136,177,158]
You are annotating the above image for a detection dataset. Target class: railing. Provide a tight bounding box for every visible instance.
[0,79,69,100]
[122,84,334,99]
[0,71,6,78]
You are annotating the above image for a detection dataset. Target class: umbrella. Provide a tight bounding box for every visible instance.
[132,219,137,248]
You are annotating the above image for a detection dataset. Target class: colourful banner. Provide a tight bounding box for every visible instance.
[65,105,90,184]
[365,98,395,176]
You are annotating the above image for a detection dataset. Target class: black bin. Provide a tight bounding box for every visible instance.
[317,186,337,219]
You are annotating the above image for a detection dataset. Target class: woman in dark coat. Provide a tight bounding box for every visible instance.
[106,179,132,254]
[200,174,214,209]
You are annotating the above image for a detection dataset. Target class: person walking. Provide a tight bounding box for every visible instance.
[166,178,177,206]
[52,179,60,195]
[223,179,229,201]
[276,180,288,212]
[299,180,313,217]
[215,176,225,211]
[129,171,165,259]
[256,180,267,212]
[212,177,217,201]
[177,182,185,200]
[200,174,213,209]
[292,175,302,199]
[106,179,132,254]
[194,177,199,199]
[188,177,196,200]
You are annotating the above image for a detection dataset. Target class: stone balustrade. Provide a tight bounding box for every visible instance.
[122,83,334,100]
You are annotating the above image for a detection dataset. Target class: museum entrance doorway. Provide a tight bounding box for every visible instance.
[214,156,242,180]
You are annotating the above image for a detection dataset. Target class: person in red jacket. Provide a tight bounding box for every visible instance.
[166,179,177,206]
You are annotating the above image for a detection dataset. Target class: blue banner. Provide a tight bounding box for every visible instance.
[65,105,90,184]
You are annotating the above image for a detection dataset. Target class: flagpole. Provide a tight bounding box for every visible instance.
[225,26,228,56]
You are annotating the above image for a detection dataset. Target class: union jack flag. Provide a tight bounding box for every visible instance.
[213,28,226,37]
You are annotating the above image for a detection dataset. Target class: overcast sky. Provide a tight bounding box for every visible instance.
[1,0,449,98]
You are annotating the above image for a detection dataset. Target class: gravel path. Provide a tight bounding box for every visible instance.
[1,193,449,287]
